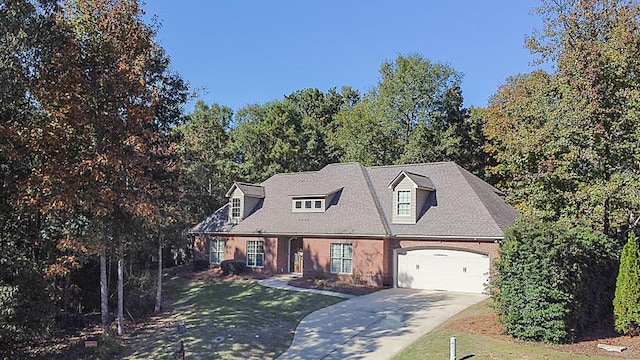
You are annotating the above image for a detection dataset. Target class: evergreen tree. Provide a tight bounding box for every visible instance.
[614,232,640,335]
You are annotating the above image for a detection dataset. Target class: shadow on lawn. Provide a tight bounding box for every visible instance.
[121,275,342,359]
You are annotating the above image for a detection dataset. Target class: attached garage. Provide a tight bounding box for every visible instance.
[396,248,490,294]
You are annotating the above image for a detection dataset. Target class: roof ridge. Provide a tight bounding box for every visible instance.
[366,161,455,170]
[359,164,392,236]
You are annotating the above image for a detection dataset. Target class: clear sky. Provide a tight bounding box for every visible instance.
[142,1,548,113]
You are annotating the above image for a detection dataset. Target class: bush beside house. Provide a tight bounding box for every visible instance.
[493,217,619,344]
[614,232,640,335]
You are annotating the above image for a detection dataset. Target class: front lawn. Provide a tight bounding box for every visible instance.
[394,299,640,360]
[121,272,343,359]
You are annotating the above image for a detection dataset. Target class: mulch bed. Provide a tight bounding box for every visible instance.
[287,277,382,296]
[445,310,640,358]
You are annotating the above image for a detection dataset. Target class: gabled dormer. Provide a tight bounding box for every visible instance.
[225,182,265,223]
[388,171,435,224]
[289,188,343,213]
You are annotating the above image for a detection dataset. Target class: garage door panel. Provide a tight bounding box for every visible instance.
[397,249,490,294]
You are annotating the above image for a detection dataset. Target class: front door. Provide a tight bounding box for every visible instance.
[290,237,303,274]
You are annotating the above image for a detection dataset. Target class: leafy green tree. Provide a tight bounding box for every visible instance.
[0,0,59,349]
[330,96,402,166]
[330,53,490,175]
[614,232,640,335]
[226,101,306,183]
[285,86,359,169]
[176,100,232,218]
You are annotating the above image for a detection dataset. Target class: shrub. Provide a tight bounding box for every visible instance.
[493,217,619,344]
[192,258,210,272]
[220,260,246,275]
[613,232,640,335]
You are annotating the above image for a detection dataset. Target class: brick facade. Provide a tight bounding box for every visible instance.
[193,234,498,287]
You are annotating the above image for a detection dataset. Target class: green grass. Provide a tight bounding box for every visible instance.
[394,299,623,360]
[122,275,343,359]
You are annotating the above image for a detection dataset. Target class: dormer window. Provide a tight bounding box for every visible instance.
[231,197,241,218]
[388,170,435,224]
[396,190,411,216]
[225,182,265,222]
[290,188,343,213]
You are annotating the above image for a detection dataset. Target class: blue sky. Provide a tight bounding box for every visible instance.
[142,1,548,113]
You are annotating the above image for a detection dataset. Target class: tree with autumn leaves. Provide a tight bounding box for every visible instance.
[487,0,640,342]
[484,0,640,236]
[1,0,188,344]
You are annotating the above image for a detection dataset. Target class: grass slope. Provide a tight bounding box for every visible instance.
[394,299,633,360]
[122,275,343,359]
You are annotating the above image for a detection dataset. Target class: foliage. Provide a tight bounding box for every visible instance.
[192,258,209,272]
[330,53,490,176]
[220,259,247,275]
[94,332,122,359]
[493,217,619,343]
[174,100,232,220]
[613,232,640,335]
[485,0,640,235]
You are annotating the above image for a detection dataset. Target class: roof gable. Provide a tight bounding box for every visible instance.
[225,182,265,198]
[387,170,435,191]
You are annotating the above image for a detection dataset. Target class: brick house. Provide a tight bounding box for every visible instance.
[190,162,518,294]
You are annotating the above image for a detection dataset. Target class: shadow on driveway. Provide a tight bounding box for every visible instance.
[277,288,486,360]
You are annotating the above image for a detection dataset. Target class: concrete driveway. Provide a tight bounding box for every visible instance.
[276,288,486,360]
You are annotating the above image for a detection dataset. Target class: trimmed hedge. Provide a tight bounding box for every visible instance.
[493,217,619,344]
[192,258,210,272]
[220,260,246,275]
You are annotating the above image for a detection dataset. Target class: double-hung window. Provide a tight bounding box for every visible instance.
[231,197,241,218]
[246,240,264,267]
[210,238,225,265]
[396,190,411,216]
[330,243,353,274]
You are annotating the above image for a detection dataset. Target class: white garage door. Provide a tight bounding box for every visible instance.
[397,249,490,294]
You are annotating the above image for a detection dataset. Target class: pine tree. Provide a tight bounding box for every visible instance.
[614,232,640,335]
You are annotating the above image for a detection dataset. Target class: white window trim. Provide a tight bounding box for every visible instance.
[292,198,326,213]
[231,197,241,218]
[330,243,353,274]
[396,190,411,216]
[209,238,225,265]
[246,240,264,268]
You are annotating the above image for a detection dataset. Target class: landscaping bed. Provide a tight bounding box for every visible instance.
[287,277,382,296]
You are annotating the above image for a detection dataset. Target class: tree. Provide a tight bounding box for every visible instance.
[225,101,306,183]
[330,96,402,166]
[330,54,490,174]
[614,232,640,335]
[175,100,232,218]
[0,0,60,348]
[285,86,359,169]
[485,0,640,234]
[27,0,188,335]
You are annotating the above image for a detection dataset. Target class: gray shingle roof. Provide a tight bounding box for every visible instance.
[190,162,519,239]
[225,182,265,198]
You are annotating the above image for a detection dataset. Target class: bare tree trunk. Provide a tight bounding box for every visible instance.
[155,243,162,313]
[117,241,124,335]
[100,247,110,334]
